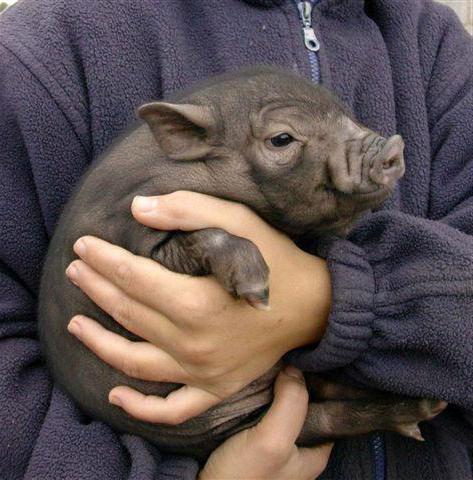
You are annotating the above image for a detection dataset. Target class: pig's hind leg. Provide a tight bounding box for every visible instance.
[298,375,447,445]
[137,228,270,310]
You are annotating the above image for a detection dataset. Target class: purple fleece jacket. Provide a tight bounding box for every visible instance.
[0,0,472,479]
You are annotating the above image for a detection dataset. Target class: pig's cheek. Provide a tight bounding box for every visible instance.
[254,143,302,176]
[273,144,300,166]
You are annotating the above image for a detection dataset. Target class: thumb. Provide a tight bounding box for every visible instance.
[131,191,273,240]
[298,443,334,479]
[253,366,310,446]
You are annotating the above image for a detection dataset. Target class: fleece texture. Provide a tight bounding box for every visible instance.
[0,0,472,478]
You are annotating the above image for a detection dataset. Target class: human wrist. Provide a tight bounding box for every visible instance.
[286,238,376,373]
[279,251,331,353]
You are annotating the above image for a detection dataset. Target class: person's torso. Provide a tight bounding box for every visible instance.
[2,0,471,478]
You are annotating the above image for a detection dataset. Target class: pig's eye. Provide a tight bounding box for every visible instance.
[268,133,294,148]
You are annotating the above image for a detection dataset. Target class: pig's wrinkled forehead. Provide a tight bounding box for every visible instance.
[179,65,347,119]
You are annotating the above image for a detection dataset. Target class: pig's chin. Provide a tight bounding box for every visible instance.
[336,184,393,209]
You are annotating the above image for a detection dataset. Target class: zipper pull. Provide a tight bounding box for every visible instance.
[297,1,320,52]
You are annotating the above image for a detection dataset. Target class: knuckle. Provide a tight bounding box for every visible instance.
[180,290,213,317]
[112,299,134,329]
[120,352,142,379]
[164,191,192,217]
[114,261,133,289]
[198,363,226,382]
[288,382,309,403]
[181,340,215,365]
[230,202,253,221]
[165,409,189,426]
[204,363,227,380]
[168,190,191,201]
[228,203,264,235]
[254,434,291,462]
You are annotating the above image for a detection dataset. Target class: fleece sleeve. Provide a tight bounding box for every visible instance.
[287,5,473,415]
[0,43,199,480]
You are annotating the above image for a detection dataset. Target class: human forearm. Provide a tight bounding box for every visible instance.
[287,211,473,409]
[289,9,473,408]
[277,250,331,350]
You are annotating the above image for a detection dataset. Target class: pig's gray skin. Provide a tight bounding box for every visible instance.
[38,66,445,462]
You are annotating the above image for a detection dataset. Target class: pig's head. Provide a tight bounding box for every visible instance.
[138,65,405,238]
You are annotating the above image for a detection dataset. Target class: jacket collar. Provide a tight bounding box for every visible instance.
[242,0,366,17]
[242,0,285,6]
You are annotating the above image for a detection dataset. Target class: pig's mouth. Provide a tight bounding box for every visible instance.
[329,183,393,212]
[350,184,392,199]
[328,183,392,201]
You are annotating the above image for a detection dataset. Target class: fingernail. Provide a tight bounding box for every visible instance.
[73,238,87,257]
[133,195,157,213]
[67,318,82,338]
[65,263,79,284]
[284,365,304,380]
[109,394,122,407]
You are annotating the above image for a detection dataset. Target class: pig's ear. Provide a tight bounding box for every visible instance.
[137,102,216,161]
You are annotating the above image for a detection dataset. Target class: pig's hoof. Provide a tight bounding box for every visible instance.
[394,422,425,441]
[219,237,270,310]
[389,399,447,441]
[419,399,448,419]
[241,285,270,311]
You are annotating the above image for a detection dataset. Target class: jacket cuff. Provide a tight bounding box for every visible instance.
[285,238,375,372]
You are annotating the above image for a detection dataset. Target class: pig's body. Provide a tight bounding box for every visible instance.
[38,66,442,461]
[39,122,280,459]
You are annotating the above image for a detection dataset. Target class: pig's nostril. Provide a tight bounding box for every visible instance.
[366,134,405,187]
[383,158,396,170]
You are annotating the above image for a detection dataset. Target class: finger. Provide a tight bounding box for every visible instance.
[254,366,309,446]
[131,191,278,242]
[297,443,334,478]
[70,235,226,324]
[108,384,222,425]
[66,258,181,350]
[67,315,190,383]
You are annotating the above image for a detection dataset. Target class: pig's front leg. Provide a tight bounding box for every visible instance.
[147,228,270,310]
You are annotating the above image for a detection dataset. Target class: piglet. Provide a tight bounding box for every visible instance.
[38,65,445,461]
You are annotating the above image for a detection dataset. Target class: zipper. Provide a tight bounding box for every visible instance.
[371,433,386,480]
[292,0,321,83]
[291,3,388,477]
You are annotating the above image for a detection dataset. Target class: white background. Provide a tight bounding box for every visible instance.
[438,0,473,33]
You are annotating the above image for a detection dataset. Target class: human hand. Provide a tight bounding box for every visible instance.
[65,191,331,424]
[199,366,333,480]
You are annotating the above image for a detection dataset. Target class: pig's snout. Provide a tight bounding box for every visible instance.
[328,128,405,196]
[369,134,405,188]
